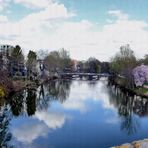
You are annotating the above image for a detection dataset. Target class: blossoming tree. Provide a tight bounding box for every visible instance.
[132,65,148,87]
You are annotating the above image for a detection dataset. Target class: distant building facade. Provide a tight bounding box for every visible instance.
[0,44,14,71]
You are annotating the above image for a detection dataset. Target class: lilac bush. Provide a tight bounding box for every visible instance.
[132,65,148,87]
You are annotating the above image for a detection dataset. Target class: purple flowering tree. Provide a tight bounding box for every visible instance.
[132,65,148,87]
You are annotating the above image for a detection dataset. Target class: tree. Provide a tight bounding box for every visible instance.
[44,51,60,72]
[59,48,72,71]
[10,45,24,76]
[132,65,148,87]
[110,44,137,88]
[143,54,148,65]
[44,48,72,73]
[27,50,37,79]
[86,57,101,73]
[37,49,48,60]
[11,45,24,63]
[100,62,110,73]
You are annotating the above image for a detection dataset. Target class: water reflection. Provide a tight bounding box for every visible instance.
[0,105,12,147]
[108,86,148,135]
[0,80,147,147]
[9,90,25,116]
[46,80,71,103]
[26,89,36,116]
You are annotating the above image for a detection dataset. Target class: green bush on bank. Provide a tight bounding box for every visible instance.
[0,86,6,98]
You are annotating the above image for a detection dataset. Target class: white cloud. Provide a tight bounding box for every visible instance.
[20,3,75,23]
[35,110,66,129]
[14,0,52,9]
[12,110,68,144]
[0,15,8,23]
[12,121,49,143]
[62,80,115,113]
[108,10,129,20]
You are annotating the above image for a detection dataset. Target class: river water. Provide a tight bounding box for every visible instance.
[0,80,148,148]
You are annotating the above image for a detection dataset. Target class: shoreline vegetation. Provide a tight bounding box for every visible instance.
[0,74,60,98]
[108,75,148,98]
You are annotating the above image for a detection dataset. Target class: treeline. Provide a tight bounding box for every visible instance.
[0,44,147,87]
[0,45,111,79]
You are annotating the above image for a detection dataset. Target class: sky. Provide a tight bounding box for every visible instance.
[0,0,148,61]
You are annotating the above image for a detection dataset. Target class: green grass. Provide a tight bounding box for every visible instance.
[134,87,148,94]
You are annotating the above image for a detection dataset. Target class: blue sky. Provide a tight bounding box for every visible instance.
[3,0,148,23]
[0,0,148,60]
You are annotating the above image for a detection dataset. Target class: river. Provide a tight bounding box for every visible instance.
[0,79,148,148]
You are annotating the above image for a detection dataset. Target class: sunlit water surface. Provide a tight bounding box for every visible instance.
[1,80,148,148]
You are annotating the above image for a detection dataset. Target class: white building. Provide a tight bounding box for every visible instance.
[0,44,14,71]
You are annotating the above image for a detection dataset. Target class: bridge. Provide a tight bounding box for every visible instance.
[59,72,111,80]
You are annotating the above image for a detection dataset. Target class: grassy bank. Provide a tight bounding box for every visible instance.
[111,76,148,98]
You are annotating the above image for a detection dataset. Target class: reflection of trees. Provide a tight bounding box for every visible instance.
[0,105,13,147]
[0,80,71,146]
[36,84,49,110]
[8,89,37,116]
[26,89,36,116]
[36,80,71,110]
[5,80,72,116]
[133,97,148,117]
[87,81,98,88]
[46,80,71,103]
[108,86,148,135]
[9,90,25,116]
[120,114,140,135]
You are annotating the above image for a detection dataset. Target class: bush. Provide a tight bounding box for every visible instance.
[0,86,5,98]
[0,71,13,96]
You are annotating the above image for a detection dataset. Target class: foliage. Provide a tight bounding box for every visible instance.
[86,57,101,73]
[76,58,101,73]
[143,54,148,65]
[110,44,136,74]
[134,87,148,94]
[0,71,13,96]
[27,50,37,63]
[132,64,148,87]
[100,62,110,73]
[110,44,137,88]
[27,50,37,78]
[11,45,24,63]
[0,86,5,98]
[44,48,72,72]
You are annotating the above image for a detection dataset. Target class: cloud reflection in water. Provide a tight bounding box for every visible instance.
[12,111,67,144]
[62,80,115,112]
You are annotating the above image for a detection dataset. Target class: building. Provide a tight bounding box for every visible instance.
[0,44,14,56]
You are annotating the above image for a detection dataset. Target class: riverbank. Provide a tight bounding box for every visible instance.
[113,139,148,148]
[0,74,60,98]
[109,76,148,98]
[12,80,39,92]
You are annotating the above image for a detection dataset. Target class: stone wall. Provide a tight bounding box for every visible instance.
[112,139,148,148]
